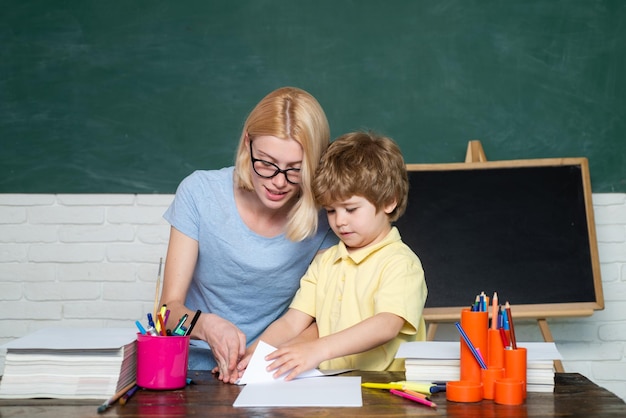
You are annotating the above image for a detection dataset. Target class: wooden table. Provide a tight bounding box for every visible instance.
[1,371,625,417]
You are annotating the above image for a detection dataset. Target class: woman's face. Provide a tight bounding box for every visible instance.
[247,135,303,210]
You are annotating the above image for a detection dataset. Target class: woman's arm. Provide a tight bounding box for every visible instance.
[160,227,246,383]
[160,227,197,329]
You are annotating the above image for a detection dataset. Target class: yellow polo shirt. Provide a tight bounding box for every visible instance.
[290,227,427,371]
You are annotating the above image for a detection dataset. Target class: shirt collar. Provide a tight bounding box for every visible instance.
[332,226,402,264]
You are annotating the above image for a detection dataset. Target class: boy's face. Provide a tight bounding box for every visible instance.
[324,195,396,251]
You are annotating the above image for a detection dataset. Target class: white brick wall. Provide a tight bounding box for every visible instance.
[1,193,625,401]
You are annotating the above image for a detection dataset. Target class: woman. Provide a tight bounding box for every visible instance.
[160,87,337,383]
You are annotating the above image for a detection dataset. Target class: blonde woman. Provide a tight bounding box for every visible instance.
[160,87,337,383]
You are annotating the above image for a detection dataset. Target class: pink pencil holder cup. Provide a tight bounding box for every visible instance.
[136,333,190,390]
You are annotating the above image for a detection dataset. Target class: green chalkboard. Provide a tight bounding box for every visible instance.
[1,0,625,193]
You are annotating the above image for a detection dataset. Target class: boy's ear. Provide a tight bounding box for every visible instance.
[383,200,397,215]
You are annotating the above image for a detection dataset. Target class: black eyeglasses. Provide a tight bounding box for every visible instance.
[249,141,301,184]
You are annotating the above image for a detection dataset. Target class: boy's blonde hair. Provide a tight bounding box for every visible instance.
[313,131,409,222]
[234,87,330,241]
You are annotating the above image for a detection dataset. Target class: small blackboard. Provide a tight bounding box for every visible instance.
[395,157,603,321]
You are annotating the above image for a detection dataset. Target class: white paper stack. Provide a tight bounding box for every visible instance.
[0,328,137,400]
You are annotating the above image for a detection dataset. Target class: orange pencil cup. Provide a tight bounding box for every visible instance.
[487,328,505,369]
[446,380,483,403]
[459,309,488,383]
[481,367,504,400]
[504,347,527,399]
[494,377,524,405]
[136,333,190,390]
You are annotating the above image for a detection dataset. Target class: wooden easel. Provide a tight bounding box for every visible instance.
[426,140,565,372]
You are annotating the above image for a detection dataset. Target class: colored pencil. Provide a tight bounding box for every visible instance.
[455,321,487,369]
[505,301,518,349]
[97,381,137,413]
[491,292,498,330]
[390,389,437,408]
[153,258,163,325]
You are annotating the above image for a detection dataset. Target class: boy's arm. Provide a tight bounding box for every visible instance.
[266,312,404,380]
[283,321,319,346]
[236,309,314,372]
[259,308,315,347]
[318,312,404,359]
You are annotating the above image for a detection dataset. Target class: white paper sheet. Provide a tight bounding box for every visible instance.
[233,341,362,407]
[233,376,363,407]
[237,341,350,385]
[395,341,460,359]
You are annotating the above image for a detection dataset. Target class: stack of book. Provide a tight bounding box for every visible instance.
[396,341,562,392]
[0,328,137,400]
[401,341,461,382]
[526,356,558,393]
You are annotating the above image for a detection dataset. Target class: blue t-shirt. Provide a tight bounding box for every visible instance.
[163,167,336,369]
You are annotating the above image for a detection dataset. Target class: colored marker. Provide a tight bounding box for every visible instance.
[156,304,167,333]
[185,310,202,336]
[163,309,170,329]
[362,382,404,390]
[393,381,442,394]
[157,313,166,336]
[135,320,147,335]
[173,314,188,335]
[147,313,156,329]
[363,381,442,395]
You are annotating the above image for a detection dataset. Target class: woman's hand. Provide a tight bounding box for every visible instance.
[202,313,247,383]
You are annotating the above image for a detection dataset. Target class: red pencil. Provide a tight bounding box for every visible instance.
[499,327,509,348]
[505,301,517,349]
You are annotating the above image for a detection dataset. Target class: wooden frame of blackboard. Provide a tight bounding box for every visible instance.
[399,157,603,325]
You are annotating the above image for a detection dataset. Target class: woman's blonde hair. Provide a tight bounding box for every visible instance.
[313,131,409,222]
[234,87,330,241]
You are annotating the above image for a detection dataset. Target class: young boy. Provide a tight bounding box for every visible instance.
[242,131,427,380]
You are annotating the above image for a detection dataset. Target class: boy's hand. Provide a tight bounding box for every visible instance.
[265,341,324,381]
[235,345,256,375]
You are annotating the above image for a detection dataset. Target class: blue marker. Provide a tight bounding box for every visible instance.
[147,313,156,328]
[135,320,147,335]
